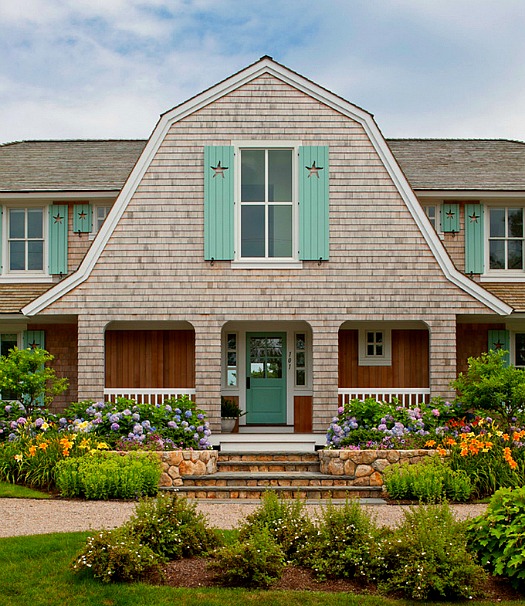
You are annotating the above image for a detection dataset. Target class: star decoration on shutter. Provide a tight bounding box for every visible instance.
[29,341,39,350]
[211,161,228,178]
[468,211,480,223]
[78,210,87,221]
[493,340,503,350]
[53,212,64,224]
[446,210,456,220]
[306,160,323,178]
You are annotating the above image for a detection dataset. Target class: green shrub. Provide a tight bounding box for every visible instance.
[238,491,314,563]
[55,451,161,499]
[376,502,486,600]
[71,528,162,583]
[304,499,379,580]
[383,456,472,502]
[210,525,285,588]
[125,493,221,560]
[467,486,525,589]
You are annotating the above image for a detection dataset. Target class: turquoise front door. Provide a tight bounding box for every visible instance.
[246,333,287,424]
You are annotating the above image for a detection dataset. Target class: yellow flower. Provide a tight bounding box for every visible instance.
[38,442,49,451]
[41,421,49,431]
[79,438,91,450]
[96,442,109,450]
[424,439,436,448]
[14,454,23,462]
[28,445,37,457]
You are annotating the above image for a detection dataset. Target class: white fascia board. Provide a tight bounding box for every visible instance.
[0,191,119,201]
[22,58,513,317]
[416,190,525,199]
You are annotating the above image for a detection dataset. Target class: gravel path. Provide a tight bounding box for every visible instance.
[0,498,488,538]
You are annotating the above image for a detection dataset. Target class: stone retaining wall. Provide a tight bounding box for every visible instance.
[319,449,435,487]
[159,450,218,488]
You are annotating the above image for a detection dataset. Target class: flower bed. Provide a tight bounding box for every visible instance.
[159,449,218,487]
[319,449,434,486]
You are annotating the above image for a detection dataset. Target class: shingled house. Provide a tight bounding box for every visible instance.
[1,57,523,448]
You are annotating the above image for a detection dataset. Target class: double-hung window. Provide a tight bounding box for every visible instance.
[240,148,294,260]
[204,144,329,264]
[488,207,524,270]
[8,207,45,272]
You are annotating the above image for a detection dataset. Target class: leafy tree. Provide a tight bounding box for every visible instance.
[0,347,68,414]
[452,349,525,427]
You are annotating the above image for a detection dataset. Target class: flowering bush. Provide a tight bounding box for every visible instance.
[430,419,525,498]
[326,397,460,449]
[64,395,212,450]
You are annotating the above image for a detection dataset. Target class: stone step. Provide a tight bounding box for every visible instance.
[182,471,355,487]
[218,451,320,463]
[161,485,384,500]
[218,460,321,473]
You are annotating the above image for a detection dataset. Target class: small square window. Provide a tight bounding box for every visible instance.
[358,328,392,366]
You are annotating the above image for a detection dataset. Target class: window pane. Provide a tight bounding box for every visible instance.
[516,334,525,367]
[0,334,17,357]
[241,150,265,202]
[489,240,505,269]
[227,352,236,366]
[9,209,25,238]
[9,241,25,270]
[28,241,44,270]
[296,334,305,350]
[241,205,265,257]
[266,359,282,378]
[296,369,305,386]
[508,240,523,269]
[227,369,237,386]
[268,150,292,202]
[509,209,523,238]
[268,205,292,257]
[27,209,43,238]
[296,351,305,366]
[490,208,506,237]
[227,334,236,350]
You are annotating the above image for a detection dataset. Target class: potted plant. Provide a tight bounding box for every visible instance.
[221,397,245,433]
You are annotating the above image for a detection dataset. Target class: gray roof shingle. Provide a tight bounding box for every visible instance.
[0,140,147,192]
[388,139,525,191]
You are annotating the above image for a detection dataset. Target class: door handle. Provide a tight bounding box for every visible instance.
[246,377,251,389]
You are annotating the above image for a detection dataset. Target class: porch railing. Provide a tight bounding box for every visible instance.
[338,388,431,408]
[104,388,196,405]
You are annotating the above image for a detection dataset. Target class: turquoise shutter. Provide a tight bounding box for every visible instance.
[73,203,92,233]
[49,204,68,275]
[23,330,45,351]
[204,146,234,261]
[488,329,510,365]
[299,146,329,261]
[441,203,460,233]
[0,207,2,272]
[465,204,484,274]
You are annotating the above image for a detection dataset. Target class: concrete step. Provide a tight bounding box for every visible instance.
[182,471,355,487]
[213,433,322,453]
[162,485,384,500]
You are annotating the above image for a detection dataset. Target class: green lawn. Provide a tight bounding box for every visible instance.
[0,481,52,499]
[0,531,524,606]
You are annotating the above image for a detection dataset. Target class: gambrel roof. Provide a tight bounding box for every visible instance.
[2,138,525,193]
[388,139,525,192]
[0,139,147,192]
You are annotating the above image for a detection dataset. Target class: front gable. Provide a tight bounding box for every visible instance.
[22,57,511,317]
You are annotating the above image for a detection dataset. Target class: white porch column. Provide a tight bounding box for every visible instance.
[310,320,340,433]
[77,315,106,402]
[427,317,457,401]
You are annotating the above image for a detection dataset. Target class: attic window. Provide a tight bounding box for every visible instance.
[358,328,392,366]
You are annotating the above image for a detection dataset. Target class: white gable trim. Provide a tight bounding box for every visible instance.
[22,57,512,317]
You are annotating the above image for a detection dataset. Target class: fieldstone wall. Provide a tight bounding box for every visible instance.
[159,450,218,488]
[319,449,434,487]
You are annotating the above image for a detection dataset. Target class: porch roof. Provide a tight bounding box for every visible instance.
[0,283,55,313]
[482,283,525,313]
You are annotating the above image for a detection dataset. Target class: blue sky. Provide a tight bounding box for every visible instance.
[1,0,525,142]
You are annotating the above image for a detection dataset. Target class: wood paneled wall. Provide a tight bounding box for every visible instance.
[456,323,505,375]
[105,330,195,388]
[338,329,429,388]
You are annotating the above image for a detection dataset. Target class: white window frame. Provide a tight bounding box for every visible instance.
[1,204,50,281]
[484,203,525,277]
[89,204,112,238]
[358,327,392,366]
[232,140,302,269]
